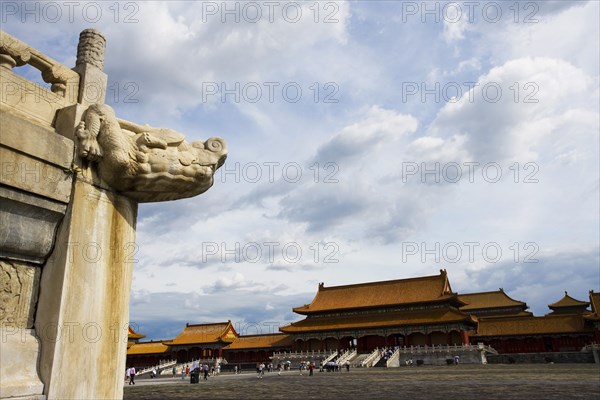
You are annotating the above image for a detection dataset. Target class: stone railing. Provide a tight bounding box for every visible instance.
[395,344,492,354]
[0,30,79,97]
[386,347,400,367]
[322,351,339,364]
[271,349,337,360]
[361,348,382,367]
[336,349,357,365]
[137,359,177,376]
[1,30,80,127]
[581,343,600,351]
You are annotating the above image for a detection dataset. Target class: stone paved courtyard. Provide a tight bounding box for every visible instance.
[123,364,600,400]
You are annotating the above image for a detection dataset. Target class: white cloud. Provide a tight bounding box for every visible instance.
[427,57,597,164]
[3,1,598,340]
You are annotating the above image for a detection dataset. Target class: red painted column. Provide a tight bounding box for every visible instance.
[461,331,470,345]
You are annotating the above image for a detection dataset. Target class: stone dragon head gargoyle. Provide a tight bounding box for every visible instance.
[76,103,227,202]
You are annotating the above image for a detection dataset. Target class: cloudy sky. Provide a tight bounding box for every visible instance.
[4,0,598,340]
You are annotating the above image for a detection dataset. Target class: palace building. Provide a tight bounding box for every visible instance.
[458,289,533,318]
[126,271,599,369]
[470,291,598,354]
[127,326,145,349]
[222,333,294,364]
[164,321,239,362]
[279,270,477,351]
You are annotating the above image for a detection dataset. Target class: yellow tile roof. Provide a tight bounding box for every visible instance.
[548,291,590,308]
[458,289,527,311]
[223,334,293,350]
[478,310,533,318]
[585,291,600,321]
[127,341,170,355]
[280,307,476,333]
[476,315,591,336]
[128,326,145,340]
[164,321,238,346]
[293,270,460,315]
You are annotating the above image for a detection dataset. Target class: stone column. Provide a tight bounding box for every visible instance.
[34,29,137,400]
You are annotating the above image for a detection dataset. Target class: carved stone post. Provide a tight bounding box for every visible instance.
[34,29,137,400]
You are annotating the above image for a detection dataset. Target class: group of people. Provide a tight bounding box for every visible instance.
[380,347,396,360]
[187,360,215,381]
[321,360,350,372]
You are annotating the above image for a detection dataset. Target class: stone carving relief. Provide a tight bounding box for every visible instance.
[76,103,227,202]
[76,29,106,70]
[0,260,40,328]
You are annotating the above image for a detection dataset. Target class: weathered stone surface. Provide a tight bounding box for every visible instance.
[35,179,138,400]
[0,328,45,399]
[0,260,40,328]
[0,172,69,267]
[76,29,106,70]
[0,73,75,127]
[0,108,74,170]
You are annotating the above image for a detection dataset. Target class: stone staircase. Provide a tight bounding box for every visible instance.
[386,347,400,367]
[350,353,369,367]
[360,348,382,368]
[336,349,357,365]
[137,359,177,376]
[387,343,497,366]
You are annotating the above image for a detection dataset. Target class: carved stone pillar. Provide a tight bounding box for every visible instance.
[33,28,136,400]
[35,182,137,400]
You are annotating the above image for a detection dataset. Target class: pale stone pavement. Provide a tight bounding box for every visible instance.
[124,364,600,400]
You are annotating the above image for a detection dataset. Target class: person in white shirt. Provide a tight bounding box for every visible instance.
[128,366,136,385]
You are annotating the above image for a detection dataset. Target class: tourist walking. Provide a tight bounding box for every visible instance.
[258,363,265,378]
[203,364,209,380]
[128,366,136,385]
